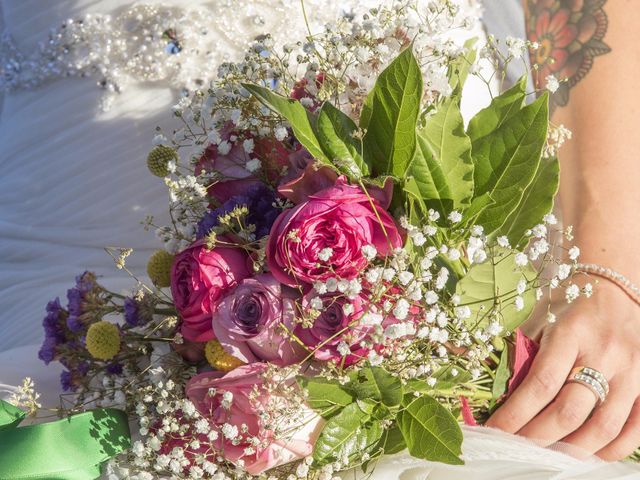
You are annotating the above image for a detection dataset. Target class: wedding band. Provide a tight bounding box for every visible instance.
[566,366,609,405]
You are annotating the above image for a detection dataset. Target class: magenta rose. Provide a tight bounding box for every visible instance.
[186,364,324,475]
[171,240,251,342]
[294,290,375,365]
[266,176,402,286]
[212,274,306,366]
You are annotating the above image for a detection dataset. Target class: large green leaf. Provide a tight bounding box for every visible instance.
[359,88,375,130]
[348,367,404,408]
[297,376,355,418]
[455,248,537,332]
[409,96,474,214]
[316,102,369,178]
[242,83,329,163]
[502,156,560,248]
[363,48,423,177]
[397,395,463,465]
[313,403,382,466]
[471,93,549,235]
[467,76,527,143]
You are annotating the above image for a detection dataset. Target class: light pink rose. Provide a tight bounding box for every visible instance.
[212,274,306,366]
[294,290,373,365]
[171,240,251,342]
[266,176,402,286]
[186,364,324,475]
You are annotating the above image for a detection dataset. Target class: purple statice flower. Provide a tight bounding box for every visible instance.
[124,297,142,326]
[106,363,123,375]
[66,272,96,333]
[38,297,69,365]
[60,370,73,391]
[197,183,280,239]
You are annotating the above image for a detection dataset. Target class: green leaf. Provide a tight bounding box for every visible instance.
[502,156,560,248]
[363,48,423,177]
[467,76,527,142]
[455,248,537,332]
[409,96,474,214]
[359,88,375,130]
[471,93,549,236]
[316,101,369,178]
[461,192,494,225]
[348,367,404,408]
[313,403,383,467]
[242,83,329,163]
[297,376,354,418]
[448,38,478,95]
[397,395,464,465]
[492,347,511,402]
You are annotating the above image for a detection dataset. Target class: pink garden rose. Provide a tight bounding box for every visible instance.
[212,274,306,366]
[171,240,251,342]
[266,176,402,286]
[294,290,374,365]
[186,364,324,475]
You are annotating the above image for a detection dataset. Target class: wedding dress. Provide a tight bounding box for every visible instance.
[1,1,639,479]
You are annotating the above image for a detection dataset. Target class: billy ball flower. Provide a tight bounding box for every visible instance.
[147,145,178,177]
[147,249,174,288]
[204,339,244,372]
[85,321,121,360]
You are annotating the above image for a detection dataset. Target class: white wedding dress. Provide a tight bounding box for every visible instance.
[1,1,639,479]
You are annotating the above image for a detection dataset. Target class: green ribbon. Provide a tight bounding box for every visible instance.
[0,399,130,479]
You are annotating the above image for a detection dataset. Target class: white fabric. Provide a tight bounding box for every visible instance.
[1,1,640,479]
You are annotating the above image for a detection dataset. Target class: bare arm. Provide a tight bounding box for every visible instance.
[487,0,640,460]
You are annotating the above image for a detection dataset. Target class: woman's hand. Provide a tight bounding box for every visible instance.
[486,281,640,460]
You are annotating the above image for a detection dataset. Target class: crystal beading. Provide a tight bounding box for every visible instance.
[575,263,640,307]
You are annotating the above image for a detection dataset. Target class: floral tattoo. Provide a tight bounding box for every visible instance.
[525,0,610,109]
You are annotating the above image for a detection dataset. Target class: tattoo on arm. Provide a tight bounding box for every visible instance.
[525,0,610,110]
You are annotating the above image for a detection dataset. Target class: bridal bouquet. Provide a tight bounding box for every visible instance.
[23,3,585,479]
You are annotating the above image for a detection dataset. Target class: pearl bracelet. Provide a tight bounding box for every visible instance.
[575,263,640,306]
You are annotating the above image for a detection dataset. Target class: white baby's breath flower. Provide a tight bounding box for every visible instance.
[393,299,410,320]
[557,263,572,280]
[517,278,527,295]
[361,244,377,261]
[497,236,510,248]
[568,246,580,261]
[515,252,529,267]
[565,284,580,303]
[217,140,232,155]
[274,126,288,141]
[318,247,334,262]
[543,213,558,225]
[546,74,560,93]
[245,158,262,173]
[448,210,462,223]
[514,296,525,311]
[337,342,351,356]
[242,138,255,153]
[310,296,323,310]
[368,350,384,366]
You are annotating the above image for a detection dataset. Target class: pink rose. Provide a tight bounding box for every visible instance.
[171,240,251,342]
[266,177,402,286]
[212,274,306,366]
[294,290,374,365]
[186,364,324,475]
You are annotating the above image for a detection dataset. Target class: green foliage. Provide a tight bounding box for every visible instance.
[297,376,355,418]
[409,96,474,215]
[492,347,511,403]
[316,102,370,178]
[347,367,404,408]
[362,47,423,177]
[397,394,464,465]
[502,156,560,248]
[242,83,329,164]
[467,78,550,237]
[455,248,537,332]
[313,403,383,466]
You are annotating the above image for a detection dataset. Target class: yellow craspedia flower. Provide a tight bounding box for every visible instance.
[147,145,177,177]
[147,249,174,288]
[86,321,121,361]
[204,340,244,372]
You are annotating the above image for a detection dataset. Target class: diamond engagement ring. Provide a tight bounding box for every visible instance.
[566,366,610,405]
